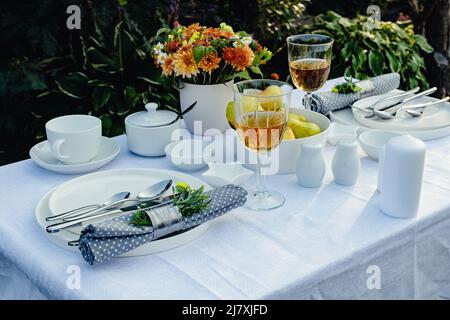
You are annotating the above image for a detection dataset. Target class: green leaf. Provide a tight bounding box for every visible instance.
[100,114,113,131]
[192,46,206,64]
[155,27,170,39]
[92,86,112,111]
[368,51,384,75]
[385,51,400,73]
[233,70,251,80]
[55,72,88,99]
[414,35,433,53]
[250,66,263,77]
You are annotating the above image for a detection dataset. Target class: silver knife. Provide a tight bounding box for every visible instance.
[46,195,174,233]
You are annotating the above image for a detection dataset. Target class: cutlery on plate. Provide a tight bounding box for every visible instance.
[405,97,450,117]
[45,191,131,222]
[354,87,419,114]
[46,195,175,234]
[370,87,438,119]
[364,87,437,119]
[60,179,173,221]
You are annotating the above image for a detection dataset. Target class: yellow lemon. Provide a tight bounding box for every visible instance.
[288,118,321,138]
[258,85,283,111]
[282,126,296,140]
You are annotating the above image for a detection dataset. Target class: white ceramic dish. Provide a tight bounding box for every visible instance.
[352,90,450,131]
[164,139,214,171]
[202,162,254,187]
[329,101,450,141]
[125,103,180,157]
[29,137,120,174]
[237,108,331,174]
[37,168,211,256]
[358,130,402,161]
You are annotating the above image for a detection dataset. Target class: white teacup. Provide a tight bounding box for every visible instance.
[45,115,102,165]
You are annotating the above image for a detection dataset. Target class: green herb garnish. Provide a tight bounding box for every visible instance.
[332,77,362,94]
[130,182,210,227]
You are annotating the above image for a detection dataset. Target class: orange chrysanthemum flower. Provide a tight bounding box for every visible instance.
[173,46,199,78]
[162,54,175,76]
[183,23,203,39]
[199,51,221,74]
[222,46,254,71]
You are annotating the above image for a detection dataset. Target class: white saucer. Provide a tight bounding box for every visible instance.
[29,137,120,174]
[36,168,211,256]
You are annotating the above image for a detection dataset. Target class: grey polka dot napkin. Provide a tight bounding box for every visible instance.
[306,73,400,115]
[78,184,248,265]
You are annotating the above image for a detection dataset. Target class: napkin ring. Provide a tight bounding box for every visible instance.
[145,205,184,240]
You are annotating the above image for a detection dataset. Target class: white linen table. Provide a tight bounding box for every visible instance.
[1,78,450,300]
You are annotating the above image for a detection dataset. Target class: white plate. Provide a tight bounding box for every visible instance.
[36,168,211,256]
[30,137,120,174]
[352,90,450,131]
[330,95,450,141]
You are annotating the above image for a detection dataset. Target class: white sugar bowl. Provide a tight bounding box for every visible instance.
[125,102,180,156]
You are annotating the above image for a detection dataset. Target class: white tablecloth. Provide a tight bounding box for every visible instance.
[1,80,450,300]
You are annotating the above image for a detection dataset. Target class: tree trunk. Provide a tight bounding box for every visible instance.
[422,0,450,97]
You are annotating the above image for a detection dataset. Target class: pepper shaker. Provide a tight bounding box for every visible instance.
[296,143,325,188]
[332,139,361,186]
[379,135,425,218]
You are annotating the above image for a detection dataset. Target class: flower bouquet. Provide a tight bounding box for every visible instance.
[151,22,273,134]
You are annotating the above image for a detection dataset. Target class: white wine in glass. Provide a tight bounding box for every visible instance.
[233,79,293,211]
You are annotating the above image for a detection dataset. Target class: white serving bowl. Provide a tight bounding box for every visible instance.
[358,130,402,161]
[165,140,213,171]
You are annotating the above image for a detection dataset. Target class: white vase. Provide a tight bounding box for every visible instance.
[180,80,233,136]
[296,143,325,188]
[332,139,361,186]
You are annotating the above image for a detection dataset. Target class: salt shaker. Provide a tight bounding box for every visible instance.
[379,135,425,218]
[296,143,325,188]
[332,139,361,186]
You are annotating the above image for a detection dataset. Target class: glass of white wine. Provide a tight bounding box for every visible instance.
[287,34,333,110]
[233,79,293,211]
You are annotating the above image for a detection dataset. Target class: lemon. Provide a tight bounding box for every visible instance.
[288,113,307,122]
[288,118,321,138]
[258,85,283,111]
[282,126,296,140]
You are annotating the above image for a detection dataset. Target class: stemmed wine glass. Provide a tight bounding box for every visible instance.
[233,80,293,211]
[286,34,333,110]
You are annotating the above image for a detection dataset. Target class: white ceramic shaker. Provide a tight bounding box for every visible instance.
[296,143,325,188]
[332,139,361,186]
[379,135,426,218]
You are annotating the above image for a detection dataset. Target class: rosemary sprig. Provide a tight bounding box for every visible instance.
[130,182,210,227]
[332,77,362,94]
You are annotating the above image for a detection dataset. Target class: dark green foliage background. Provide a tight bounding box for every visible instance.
[0,0,434,165]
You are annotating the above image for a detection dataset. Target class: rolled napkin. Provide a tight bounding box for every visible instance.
[307,73,400,115]
[78,184,248,265]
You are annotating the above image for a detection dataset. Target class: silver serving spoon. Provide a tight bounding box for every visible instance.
[406,97,450,117]
[46,179,173,233]
[61,179,173,221]
[372,87,437,119]
[45,192,131,222]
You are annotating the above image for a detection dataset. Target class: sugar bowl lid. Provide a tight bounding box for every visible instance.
[127,103,178,127]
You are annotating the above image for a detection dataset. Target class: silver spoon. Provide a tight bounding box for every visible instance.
[60,179,173,222]
[406,97,450,117]
[45,191,131,222]
[372,87,437,119]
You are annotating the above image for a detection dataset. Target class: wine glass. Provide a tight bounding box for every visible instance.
[233,79,293,211]
[286,34,333,110]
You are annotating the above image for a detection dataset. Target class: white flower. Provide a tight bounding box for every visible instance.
[241,36,252,46]
[153,42,164,55]
[157,52,168,65]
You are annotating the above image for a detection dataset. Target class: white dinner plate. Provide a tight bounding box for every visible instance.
[36,168,211,256]
[352,90,450,131]
[29,136,120,174]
